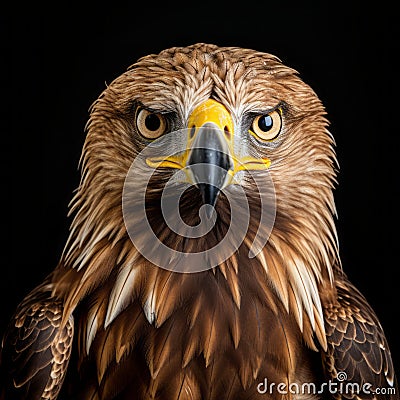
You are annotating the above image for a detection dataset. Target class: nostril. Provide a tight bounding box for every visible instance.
[224,125,231,139]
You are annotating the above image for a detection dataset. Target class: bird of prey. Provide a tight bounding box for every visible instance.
[0,43,397,399]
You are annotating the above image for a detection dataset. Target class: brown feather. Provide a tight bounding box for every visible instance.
[0,283,73,400]
[323,276,397,398]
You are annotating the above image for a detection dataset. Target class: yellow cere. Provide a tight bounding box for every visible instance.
[187,99,235,142]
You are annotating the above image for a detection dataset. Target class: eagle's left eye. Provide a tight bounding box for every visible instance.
[250,109,282,142]
[136,108,168,139]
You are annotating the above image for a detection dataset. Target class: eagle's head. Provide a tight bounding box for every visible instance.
[60,43,339,351]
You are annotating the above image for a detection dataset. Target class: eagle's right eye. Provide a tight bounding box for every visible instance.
[249,109,282,142]
[136,108,167,139]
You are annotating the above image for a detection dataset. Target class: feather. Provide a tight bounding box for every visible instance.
[86,312,98,355]
[147,321,175,379]
[143,295,157,325]
[228,302,241,349]
[152,270,187,328]
[260,246,289,312]
[0,285,73,400]
[105,262,138,328]
[95,326,113,383]
[174,372,202,400]
[224,263,241,308]
[203,305,218,367]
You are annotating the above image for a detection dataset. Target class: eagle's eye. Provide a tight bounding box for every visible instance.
[250,109,282,142]
[136,108,167,139]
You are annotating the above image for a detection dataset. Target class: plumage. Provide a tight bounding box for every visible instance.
[0,283,74,400]
[0,43,398,399]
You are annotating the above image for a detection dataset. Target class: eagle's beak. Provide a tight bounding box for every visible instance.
[146,99,271,207]
[186,123,233,207]
[185,100,234,208]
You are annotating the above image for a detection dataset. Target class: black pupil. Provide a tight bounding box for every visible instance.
[258,115,273,132]
[145,114,161,131]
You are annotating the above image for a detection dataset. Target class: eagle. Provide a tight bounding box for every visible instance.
[0,43,397,399]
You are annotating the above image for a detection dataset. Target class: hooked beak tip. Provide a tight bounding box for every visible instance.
[196,183,220,211]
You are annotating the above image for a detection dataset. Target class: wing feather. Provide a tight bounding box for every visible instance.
[323,277,397,399]
[0,284,73,400]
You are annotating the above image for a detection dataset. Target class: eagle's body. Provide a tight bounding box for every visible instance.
[0,44,397,399]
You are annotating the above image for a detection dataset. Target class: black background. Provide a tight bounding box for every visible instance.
[3,3,399,379]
